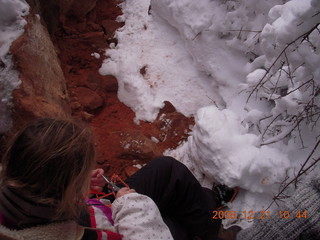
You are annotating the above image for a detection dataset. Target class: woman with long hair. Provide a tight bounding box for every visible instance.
[0,118,171,239]
[0,118,236,240]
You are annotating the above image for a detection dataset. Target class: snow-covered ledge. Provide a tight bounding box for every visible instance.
[0,0,29,133]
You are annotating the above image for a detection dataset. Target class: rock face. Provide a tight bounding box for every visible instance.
[26,0,98,34]
[5,0,195,180]
[75,87,104,111]
[10,12,70,128]
[109,130,162,161]
[92,100,194,178]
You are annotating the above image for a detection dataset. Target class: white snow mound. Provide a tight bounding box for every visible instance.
[188,106,290,193]
[0,0,29,133]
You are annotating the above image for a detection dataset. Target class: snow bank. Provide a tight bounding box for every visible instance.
[187,106,290,193]
[155,0,319,227]
[99,0,225,122]
[99,0,283,121]
[165,105,291,228]
[100,0,320,228]
[0,0,29,133]
[243,0,320,169]
[151,0,286,115]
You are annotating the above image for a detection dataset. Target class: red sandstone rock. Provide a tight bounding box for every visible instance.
[80,111,94,122]
[10,13,70,128]
[152,101,194,145]
[86,72,100,91]
[101,20,124,39]
[109,130,162,161]
[65,0,97,20]
[75,87,104,111]
[101,75,118,93]
[70,101,81,110]
[80,31,107,49]
[39,0,194,180]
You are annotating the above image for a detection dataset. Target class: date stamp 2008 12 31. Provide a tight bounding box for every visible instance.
[212,210,308,220]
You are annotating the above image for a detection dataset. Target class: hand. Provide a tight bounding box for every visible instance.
[90,168,105,192]
[116,187,136,199]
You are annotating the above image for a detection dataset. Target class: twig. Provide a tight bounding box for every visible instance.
[246,24,320,103]
[275,78,314,99]
[295,140,320,183]
[228,30,262,33]
[266,140,320,210]
[312,112,320,130]
[261,114,282,140]
[259,114,273,122]
[261,110,320,146]
[268,63,284,100]
[283,50,294,85]
[296,116,306,149]
[311,12,320,18]
[237,26,243,39]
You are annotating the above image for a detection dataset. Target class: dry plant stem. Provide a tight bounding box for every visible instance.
[283,51,294,85]
[266,139,320,210]
[312,11,320,18]
[261,110,320,146]
[259,114,273,122]
[275,78,314,99]
[312,114,320,129]
[246,24,320,103]
[261,120,301,146]
[268,62,284,100]
[295,139,320,184]
[229,30,262,33]
[296,116,306,148]
[261,93,319,146]
[237,26,243,39]
[261,113,281,140]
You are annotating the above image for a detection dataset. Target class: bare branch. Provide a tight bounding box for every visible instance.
[261,109,320,146]
[246,24,320,103]
[266,139,320,210]
[228,30,262,33]
[275,78,314,99]
[283,50,294,85]
[261,114,282,141]
[268,63,284,100]
[296,116,306,149]
[296,140,320,182]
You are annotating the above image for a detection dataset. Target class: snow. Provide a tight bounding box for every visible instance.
[100,0,320,229]
[150,136,159,143]
[0,0,318,231]
[0,0,29,133]
[186,106,290,193]
[91,52,101,59]
[99,0,225,122]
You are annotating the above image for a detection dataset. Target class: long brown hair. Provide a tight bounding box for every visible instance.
[1,118,95,220]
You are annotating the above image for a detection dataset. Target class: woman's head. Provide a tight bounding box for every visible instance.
[1,118,96,220]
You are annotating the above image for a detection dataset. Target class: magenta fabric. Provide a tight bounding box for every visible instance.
[86,199,114,225]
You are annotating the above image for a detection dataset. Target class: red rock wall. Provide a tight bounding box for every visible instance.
[26,0,98,34]
[10,0,99,128]
[10,11,70,128]
[5,0,195,179]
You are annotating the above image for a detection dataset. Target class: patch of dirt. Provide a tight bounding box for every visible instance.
[53,0,194,179]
